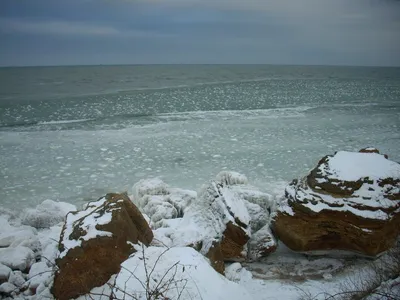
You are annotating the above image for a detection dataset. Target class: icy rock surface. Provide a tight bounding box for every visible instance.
[132,178,196,229]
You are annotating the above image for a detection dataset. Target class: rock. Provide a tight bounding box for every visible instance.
[0,282,16,295]
[0,264,11,284]
[248,225,277,261]
[52,193,153,300]
[206,241,225,275]
[273,150,400,256]
[112,246,254,300]
[21,200,76,229]
[359,147,388,159]
[0,246,35,271]
[8,271,25,288]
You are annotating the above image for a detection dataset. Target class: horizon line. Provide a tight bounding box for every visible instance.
[1,62,400,69]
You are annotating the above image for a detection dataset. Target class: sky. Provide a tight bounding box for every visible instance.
[0,0,399,67]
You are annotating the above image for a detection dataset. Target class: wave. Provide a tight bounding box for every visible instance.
[37,118,95,125]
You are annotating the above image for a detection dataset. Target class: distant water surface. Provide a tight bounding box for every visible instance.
[0,65,399,208]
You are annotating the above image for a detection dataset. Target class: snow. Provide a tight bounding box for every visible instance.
[0,170,398,300]
[27,262,51,290]
[8,271,26,288]
[59,196,113,258]
[114,246,254,300]
[0,227,38,248]
[132,178,169,203]
[244,200,269,232]
[319,151,400,182]
[216,171,249,185]
[0,246,35,271]
[21,200,76,229]
[285,182,395,220]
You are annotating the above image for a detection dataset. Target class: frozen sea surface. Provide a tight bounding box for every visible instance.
[0,65,399,208]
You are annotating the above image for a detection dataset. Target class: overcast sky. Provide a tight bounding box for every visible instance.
[0,0,399,66]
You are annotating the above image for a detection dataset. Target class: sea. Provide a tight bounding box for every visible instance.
[0,65,399,209]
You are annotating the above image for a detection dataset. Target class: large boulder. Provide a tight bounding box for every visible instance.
[52,193,153,300]
[273,149,400,256]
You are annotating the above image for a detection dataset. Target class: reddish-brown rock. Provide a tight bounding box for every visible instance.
[273,149,400,256]
[52,193,153,300]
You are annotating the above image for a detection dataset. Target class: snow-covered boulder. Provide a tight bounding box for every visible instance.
[132,178,196,228]
[111,246,253,300]
[8,271,26,288]
[21,200,76,229]
[248,225,277,261]
[0,264,11,284]
[0,282,17,295]
[273,149,400,256]
[0,246,35,272]
[52,193,153,300]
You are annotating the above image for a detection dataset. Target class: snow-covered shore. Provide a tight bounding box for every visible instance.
[1,149,399,300]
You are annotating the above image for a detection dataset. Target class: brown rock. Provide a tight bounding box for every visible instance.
[52,193,153,300]
[220,221,250,261]
[273,150,400,256]
[206,241,225,275]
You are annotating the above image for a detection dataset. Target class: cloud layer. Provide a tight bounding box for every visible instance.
[0,0,399,66]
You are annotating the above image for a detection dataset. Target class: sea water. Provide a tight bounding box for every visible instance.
[0,65,399,209]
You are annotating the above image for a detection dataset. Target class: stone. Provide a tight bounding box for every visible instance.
[273,149,400,256]
[52,193,153,300]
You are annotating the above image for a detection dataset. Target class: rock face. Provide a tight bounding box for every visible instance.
[273,149,400,256]
[52,193,153,300]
